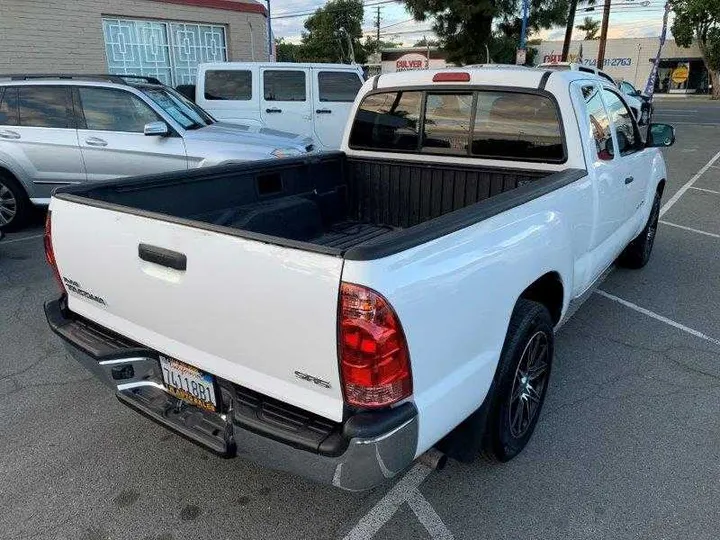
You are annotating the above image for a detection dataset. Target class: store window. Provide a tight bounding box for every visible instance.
[103,18,227,87]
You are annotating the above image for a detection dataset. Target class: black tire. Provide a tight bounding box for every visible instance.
[480,299,554,462]
[618,191,661,269]
[0,172,30,231]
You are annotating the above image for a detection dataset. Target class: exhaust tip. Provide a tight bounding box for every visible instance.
[418,448,447,470]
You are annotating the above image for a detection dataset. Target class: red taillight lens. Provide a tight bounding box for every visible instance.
[432,71,470,82]
[338,282,412,408]
[44,212,65,293]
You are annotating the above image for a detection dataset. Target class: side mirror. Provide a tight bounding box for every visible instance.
[646,123,675,147]
[144,121,169,136]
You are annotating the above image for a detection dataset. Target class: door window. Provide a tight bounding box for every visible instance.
[422,93,472,154]
[348,91,422,151]
[0,88,19,126]
[602,89,639,156]
[18,86,71,128]
[318,72,362,102]
[580,85,613,161]
[204,70,252,100]
[263,70,306,101]
[78,88,160,132]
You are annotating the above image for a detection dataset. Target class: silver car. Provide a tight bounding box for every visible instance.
[0,74,313,230]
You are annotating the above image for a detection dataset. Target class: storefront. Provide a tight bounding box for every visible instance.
[534,38,708,94]
[0,0,268,86]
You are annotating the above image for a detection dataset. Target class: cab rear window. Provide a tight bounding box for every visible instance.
[349,89,565,163]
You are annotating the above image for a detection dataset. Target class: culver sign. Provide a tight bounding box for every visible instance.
[395,53,428,71]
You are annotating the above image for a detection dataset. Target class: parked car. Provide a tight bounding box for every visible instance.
[44,67,674,491]
[0,74,313,230]
[618,78,654,123]
[538,62,652,125]
[191,62,365,151]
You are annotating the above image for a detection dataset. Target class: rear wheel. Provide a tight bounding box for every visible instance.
[0,173,30,231]
[481,299,554,462]
[618,191,660,269]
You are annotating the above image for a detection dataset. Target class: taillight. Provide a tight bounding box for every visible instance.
[338,282,412,408]
[44,212,65,293]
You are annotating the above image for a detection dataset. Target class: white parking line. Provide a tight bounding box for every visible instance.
[595,290,720,347]
[659,220,720,239]
[660,148,720,217]
[343,464,454,540]
[689,186,720,195]
[1,233,44,244]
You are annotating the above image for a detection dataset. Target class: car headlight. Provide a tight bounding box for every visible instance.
[271,148,303,158]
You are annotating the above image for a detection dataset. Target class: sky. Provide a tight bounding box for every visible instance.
[269,0,672,47]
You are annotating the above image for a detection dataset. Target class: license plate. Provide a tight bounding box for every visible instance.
[159,356,217,412]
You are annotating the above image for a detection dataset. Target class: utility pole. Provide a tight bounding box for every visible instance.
[516,0,529,64]
[561,0,578,61]
[596,0,611,68]
[266,0,273,61]
[375,6,381,52]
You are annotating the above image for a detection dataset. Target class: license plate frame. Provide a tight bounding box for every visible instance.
[159,355,218,412]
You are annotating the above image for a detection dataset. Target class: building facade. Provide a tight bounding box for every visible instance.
[0,0,268,85]
[534,38,708,94]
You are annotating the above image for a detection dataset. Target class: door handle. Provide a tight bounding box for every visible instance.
[265,108,282,113]
[624,176,634,184]
[138,243,187,271]
[85,137,108,147]
[316,109,332,114]
[0,130,20,140]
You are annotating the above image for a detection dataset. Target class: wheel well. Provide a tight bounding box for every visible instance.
[0,165,26,195]
[519,272,564,325]
[657,179,666,197]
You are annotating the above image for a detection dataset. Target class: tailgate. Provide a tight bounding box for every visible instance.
[50,197,345,422]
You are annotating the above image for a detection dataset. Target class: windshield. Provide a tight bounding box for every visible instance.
[140,87,215,129]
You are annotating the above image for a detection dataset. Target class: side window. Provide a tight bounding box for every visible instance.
[263,70,306,101]
[318,72,362,102]
[0,87,19,126]
[348,91,422,151]
[422,93,473,155]
[602,89,638,156]
[204,70,252,101]
[18,86,71,128]
[580,84,613,161]
[78,88,160,132]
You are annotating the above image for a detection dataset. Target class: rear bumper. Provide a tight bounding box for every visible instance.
[45,298,418,491]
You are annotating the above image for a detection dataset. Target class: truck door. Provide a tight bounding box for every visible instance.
[600,88,649,227]
[260,68,313,139]
[197,67,261,127]
[577,82,628,253]
[311,69,363,149]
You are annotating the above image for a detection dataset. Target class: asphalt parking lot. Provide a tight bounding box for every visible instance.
[1,98,719,540]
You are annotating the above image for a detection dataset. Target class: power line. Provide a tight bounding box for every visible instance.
[272,0,399,20]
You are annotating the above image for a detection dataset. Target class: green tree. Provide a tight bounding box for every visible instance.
[671,0,720,98]
[403,0,569,64]
[576,16,600,39]
[274,38,304,62]
[364,37,399,56]
[301,0,367,63]
[414,37,440,47]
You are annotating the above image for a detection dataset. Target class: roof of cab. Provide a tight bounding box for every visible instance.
[372,66,591,90]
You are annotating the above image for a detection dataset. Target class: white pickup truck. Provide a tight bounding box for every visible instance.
[44,68,674,491]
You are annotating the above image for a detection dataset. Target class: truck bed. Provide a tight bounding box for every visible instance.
[56,152,580,260]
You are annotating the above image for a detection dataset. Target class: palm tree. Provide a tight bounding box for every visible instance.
[576,16,600,40]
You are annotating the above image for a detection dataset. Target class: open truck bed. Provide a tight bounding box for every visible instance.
[55,152,573,260]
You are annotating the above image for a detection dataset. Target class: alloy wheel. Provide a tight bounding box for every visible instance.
[508,330,550,438]
[0,181,17,226]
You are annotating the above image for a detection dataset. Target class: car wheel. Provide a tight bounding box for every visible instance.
[618,190,661,269]
[0,173,30,231]
[480,299,554,462]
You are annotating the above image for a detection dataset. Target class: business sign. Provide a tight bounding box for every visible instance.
[395,53,429,71]
[542,53,632,67]
[671,65,689,83]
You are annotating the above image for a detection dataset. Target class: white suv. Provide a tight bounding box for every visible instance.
[0,74,313,230]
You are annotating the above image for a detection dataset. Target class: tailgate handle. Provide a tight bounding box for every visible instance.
[138,244,187,271]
